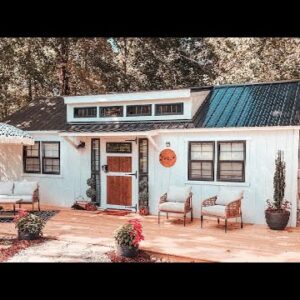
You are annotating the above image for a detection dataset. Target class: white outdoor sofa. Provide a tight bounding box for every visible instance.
[0,181,40,213]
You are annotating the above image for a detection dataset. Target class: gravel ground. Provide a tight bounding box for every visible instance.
[7,239,112,262]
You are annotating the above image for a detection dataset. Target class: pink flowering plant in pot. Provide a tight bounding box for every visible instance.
[114,219,144,258]
[14,210,45,240]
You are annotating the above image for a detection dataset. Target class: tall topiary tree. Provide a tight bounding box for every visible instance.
[273,150,286,210]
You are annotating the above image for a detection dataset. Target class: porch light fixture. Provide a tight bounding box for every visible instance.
[166,141,171,147]
[76,141,86,149]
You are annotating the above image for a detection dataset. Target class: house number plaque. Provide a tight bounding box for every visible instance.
[159,149,177,168]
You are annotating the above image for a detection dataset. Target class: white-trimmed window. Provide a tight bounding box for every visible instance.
[217,141,245,182]
[188,142,215,181]
[74,107,97,118]
[23,142,40,173]
[42,142,60,174]
[23,141,60,175]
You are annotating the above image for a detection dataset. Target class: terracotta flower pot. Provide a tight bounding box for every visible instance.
[115,243,139,258]
[139,206,149,216]
[18,230,40,240]
[265,210,290,230]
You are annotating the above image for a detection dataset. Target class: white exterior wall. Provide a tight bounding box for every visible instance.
[0,128,298,226]
[65,89,210,123]
[0,134,92,207]
[148,129,299,227]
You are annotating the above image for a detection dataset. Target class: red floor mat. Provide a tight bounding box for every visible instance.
[96,209,132,216]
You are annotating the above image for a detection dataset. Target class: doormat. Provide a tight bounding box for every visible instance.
[96,209,132,216]
[0,210,59,223]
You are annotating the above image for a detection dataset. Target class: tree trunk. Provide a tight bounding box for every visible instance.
[60,39,70,96]
[27,77,33,103]
[123,38,129,92]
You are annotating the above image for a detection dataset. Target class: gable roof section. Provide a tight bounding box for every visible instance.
[193,80,300,128]
[3,97,66,131]
[3,80,300,133]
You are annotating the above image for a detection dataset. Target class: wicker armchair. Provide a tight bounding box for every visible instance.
[201,191,243,232]
[158,186,193,226]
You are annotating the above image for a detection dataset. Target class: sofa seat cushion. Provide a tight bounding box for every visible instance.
[159,202,185,213]
[0,195,13,200]
[0,181,14,195]
[14,181,37,196]
[0,196,22,203]
[215,190,243,206]
[17,195,33,202]
[202,205,226,217]
[167,185,192,202]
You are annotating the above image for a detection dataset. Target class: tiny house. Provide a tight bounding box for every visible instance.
[1,80,300,226]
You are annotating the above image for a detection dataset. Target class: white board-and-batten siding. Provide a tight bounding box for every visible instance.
[148,128,299,227]
[0,128,298,226]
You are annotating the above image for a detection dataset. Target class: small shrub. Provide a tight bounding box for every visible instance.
[86,177,97,201]
[14,210,45,236]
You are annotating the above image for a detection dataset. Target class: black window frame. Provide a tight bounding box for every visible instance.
[100,106,124,118]
[23,141,41,174]
[217,141,246,182]
[42,141,61,175]
[74,107,97,118]
[138,138,149,207]
[106,142,132,153]
[126,104,152,117]
[188,141,215,181]
[91,138,101,206]
[155,103,184,116]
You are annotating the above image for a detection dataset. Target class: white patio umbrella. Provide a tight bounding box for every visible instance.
[0,123,34,145]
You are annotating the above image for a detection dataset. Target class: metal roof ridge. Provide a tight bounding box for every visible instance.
[213,79,300,89]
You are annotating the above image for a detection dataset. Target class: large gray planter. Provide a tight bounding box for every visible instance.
[265,210,290,230]
[18,230,40,240]
[115,243,139,258]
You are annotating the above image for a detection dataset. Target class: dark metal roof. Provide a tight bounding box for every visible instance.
[3,80,300,133]
[193,81,300,128]
[65,120,195,133]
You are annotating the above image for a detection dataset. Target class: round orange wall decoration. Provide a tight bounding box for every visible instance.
[159,149,177,168]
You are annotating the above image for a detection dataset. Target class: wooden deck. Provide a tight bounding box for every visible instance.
[1,205,300,262]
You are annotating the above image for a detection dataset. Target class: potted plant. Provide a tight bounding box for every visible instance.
[14,210,45,240]
[114,218,144,258]
[139,190,149,216]
[86,177,97,210]
[265,150,291,230]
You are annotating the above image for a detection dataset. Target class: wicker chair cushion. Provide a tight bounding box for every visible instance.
[202,205,226,217]
[215,190,243,206]
[0,181,14,195]
[159,202,185,212]
[167,186,191,202]
[14,181,37,196]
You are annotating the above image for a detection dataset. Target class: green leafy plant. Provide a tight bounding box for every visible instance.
[266,150,291,211]
[86,177,97,201]
[14,210,45,236]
